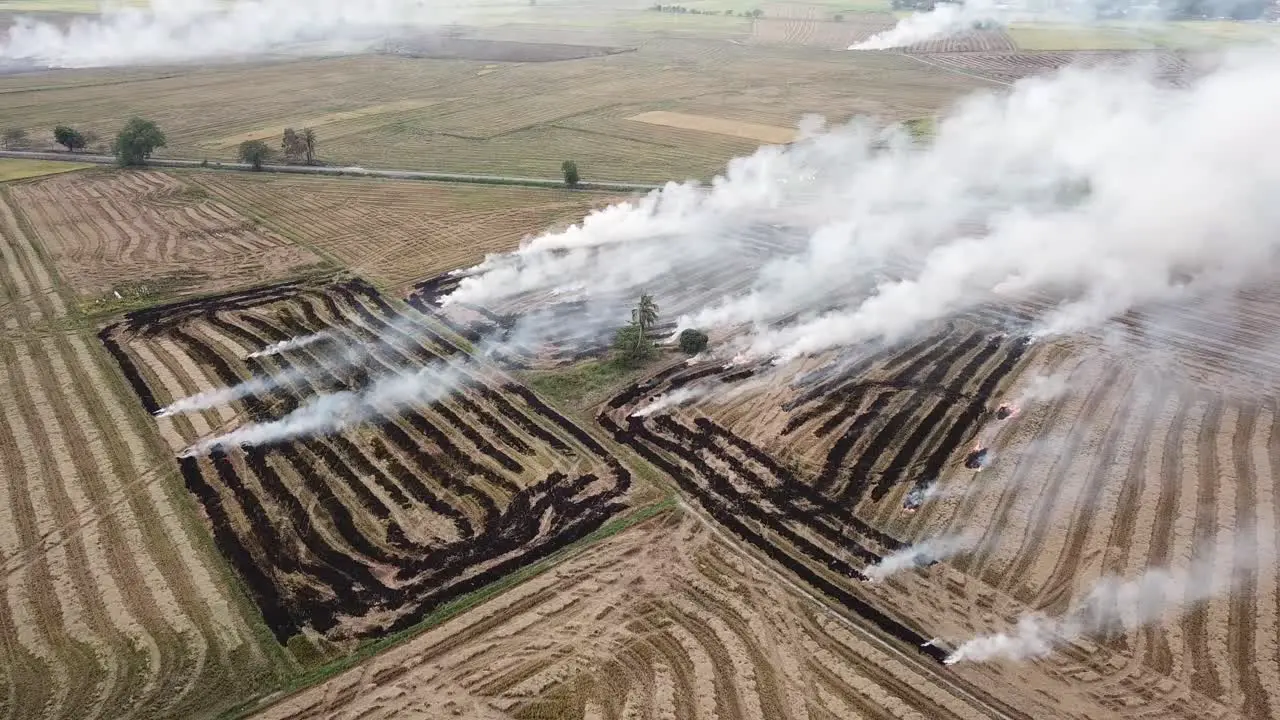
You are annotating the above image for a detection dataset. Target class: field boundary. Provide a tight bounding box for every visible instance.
[0,150,663,192]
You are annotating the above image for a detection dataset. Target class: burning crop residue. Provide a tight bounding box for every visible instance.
[964,443,991,470]
[995,403,1018,420]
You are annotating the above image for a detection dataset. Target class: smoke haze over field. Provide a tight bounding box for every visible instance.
[945,530,1271,663]
[176,46,1280,453]
[446,48,1280,369]
[864,533,978,582]
[850,0,1009,51]
[0,0,462,67]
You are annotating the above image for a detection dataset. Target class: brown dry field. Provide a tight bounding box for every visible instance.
[254,508,1158,720]
[627,110,799,144]
[5,169,325,304]
[574,301,1280,720]
[0,30,995,182]
[0,173,288,718]
[3,5,1275,719]
[185,172,619,289]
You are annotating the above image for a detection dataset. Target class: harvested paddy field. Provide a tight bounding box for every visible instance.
[0,182,286,719]
[101,276,639,643]
[189,172,618,288]
[6,169,324,304]
[253,507,1230,720]
[910,49,1194,86]
[0,38,992,182]
[570,306,1280,719]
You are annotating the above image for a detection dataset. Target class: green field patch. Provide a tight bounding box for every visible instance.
[1007,22,1156,50]
[0,158,94,182]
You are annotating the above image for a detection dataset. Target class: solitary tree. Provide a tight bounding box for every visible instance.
[633,294,659,336]
[301,127,317,165]
[113,118,166,166]
[2,128,28,150]
[53,125,87,152]
[561,160,580,187]
[238,139,272,170]
[612,294,662,365]
[678,328,709,355]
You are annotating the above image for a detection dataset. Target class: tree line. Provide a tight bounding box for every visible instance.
[3,119,168,166]
[5,120,589,187]
[648,3,764,16]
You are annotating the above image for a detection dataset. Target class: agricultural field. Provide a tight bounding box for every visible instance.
[586,305,1277,720]
[404,241,1280,720]
[5,169,326,307]
[0,34,993,182]
[187,172,618,289]
[0,168,287,718]
[100,275,642,645]
[4,3,1280,719]
[908,49,1193,86]
[253,508,1114,720]
[0,158,92,182]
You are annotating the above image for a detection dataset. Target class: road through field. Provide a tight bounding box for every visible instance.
[0,150,664,192]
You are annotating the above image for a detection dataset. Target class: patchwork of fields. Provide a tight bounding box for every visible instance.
[0,175,287,719]
[0,38,991,182]
[2,2,1279,719]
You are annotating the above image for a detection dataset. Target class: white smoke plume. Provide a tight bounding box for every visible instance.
[443,50,1280,372]
[918,478,978,504]
[864,533,978,582]
[0,0,460,68]
[629,384,712,417]
[944,531,1268,664]
[158,313,425,418]
[182,354,472,456]
[1010,372,1070,407]
[156,375,279,418]
[849,0,1004,51]
[246,330,334,359]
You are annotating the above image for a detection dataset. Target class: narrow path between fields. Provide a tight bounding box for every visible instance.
[0,150,664,193]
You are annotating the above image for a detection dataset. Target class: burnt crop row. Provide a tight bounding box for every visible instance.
[597,322,1030,665]
[102,278,631,642]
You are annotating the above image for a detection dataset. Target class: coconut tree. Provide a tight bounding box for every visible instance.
[301,127,317,165]
[632,294,658,337]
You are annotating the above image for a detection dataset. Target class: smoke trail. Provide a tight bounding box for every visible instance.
[864,533,978,582]
[158,312,425,417]
[182,354,471,455]
[629,384,712,417]
[246,330,334,359]
[849,0,1004,51]
[1010,372,1070,407]
[156,375,279,417]
[944,531,1267,664]
[0,0,463,68]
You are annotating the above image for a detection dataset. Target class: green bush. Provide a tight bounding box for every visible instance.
[678,328,709,355]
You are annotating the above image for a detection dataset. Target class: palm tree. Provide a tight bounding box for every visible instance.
[630,294,659,355]
[301,128,317,165]
[632,294,658,337]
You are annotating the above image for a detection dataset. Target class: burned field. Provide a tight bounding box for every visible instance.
[597,317,1029,653]
[100,277,634,643]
